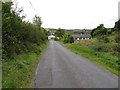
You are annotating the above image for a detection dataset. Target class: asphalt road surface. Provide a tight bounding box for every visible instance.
[34,40,118,88]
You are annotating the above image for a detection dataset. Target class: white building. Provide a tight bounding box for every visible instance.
[48,35,55,40]
[72,34,92,40]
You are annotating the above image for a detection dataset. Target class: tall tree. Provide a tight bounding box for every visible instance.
[55,28,65,38]
[114,19,120,31]
[2,2,47,59]
[91,24,107,37]
[33,15,42,27]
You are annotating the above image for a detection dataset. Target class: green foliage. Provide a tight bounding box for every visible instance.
[89,20,120,53]
[96,35,109,43]
[64,44,119,76]
[62,33,74,43]
[3,43,48,88]
[91,24,108,37]
[65,25,119,75]
[89,40,118,52]
[2,2,48,59]
[114,19,120,31]
[54,37,59,41]
[33,15,42,27]
[75,33,119,55]
[54,28,65,38]
[115,33,120,43]
[2,2,48,88]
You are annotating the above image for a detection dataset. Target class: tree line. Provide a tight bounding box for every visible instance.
[54,19,119,44]
[2,2,48,60]
[91,20,120,43]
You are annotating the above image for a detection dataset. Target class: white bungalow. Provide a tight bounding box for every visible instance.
[72,34,92,40]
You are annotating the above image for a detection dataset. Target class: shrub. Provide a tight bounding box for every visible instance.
[115,33,120,43]
[63,33,74,44]
[54,37,59,41]
[2,2,48,59]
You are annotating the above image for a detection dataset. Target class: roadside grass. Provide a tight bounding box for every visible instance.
[0,61,2,89]
[2,42,49,88]
[64,44,119,76]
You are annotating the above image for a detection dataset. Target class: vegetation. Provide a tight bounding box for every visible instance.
[2,0,120,88]
[91,24,108,37]
[33,15,42,27]
[54,28,65,38]
[2,2,47,60]
[62,33,74,44]
[63,21,120,76]
[64,43,119,76]
[2,1,48,88]
[3,43,48,88]
[90,22,119,53]
[114,19,120,32]
[54,37,59,41]
[54,28,74,43]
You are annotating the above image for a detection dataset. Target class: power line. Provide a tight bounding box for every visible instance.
[28,0,39,15]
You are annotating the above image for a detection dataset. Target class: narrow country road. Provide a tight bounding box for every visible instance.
[34,40,118,88]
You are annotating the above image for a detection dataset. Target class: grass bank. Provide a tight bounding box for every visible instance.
[64,43,119,76]
[2,42,49,88]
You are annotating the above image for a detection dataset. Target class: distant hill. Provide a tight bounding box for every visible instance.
[45,28,92,34]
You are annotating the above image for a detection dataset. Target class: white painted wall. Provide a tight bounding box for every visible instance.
[48,35,55,39]
[77,38,79,40]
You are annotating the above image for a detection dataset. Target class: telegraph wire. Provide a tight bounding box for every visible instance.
[28,0,39,15]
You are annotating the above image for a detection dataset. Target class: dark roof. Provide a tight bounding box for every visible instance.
[72,34,92,38]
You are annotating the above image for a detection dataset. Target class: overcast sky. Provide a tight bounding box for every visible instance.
[13,0,119,29]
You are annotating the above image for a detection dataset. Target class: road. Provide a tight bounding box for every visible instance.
[34,40,118,88]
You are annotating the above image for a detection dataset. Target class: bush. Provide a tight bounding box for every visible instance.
[115,33,120,43]
[54,37,59,41]
[96,36,109,43]
[88,39,118,54]
[91,24,108,37]
[63,33,74,44]
[2,2,48,59]
[65,44,119,75]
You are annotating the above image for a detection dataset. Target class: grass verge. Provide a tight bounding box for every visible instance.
[64,44,119,76]
[2,41,49,88]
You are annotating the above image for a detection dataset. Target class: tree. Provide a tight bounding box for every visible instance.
[91,24,108,37]
[33,15,42,27]
[114,19,120,31]
[63,33,74,43]
[2,2,47,59]
[55,28,65,38]
[114,19,120,43]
